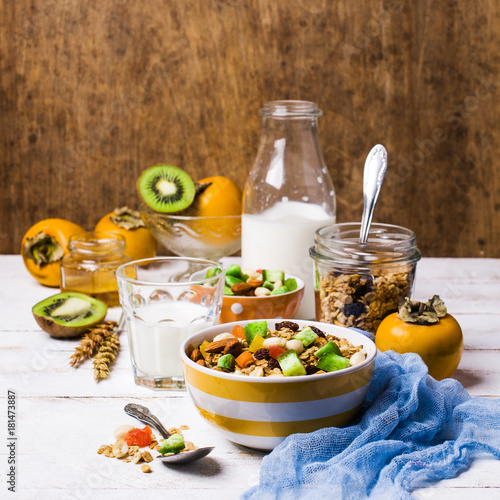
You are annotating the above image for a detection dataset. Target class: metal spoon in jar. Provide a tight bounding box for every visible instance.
[359,144,388,244]
[124,403,214,464]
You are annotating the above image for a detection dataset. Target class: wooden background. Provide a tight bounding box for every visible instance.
[1,0,499,257]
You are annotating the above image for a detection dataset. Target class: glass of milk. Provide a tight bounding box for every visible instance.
[116,257,225,390]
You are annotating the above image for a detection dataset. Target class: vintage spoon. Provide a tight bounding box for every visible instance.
[359,144,388,243]
[124,403,214,464]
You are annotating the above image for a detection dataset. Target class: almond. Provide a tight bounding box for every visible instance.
[246,279,264,288]
[204,338,235,353]
[231,282,253,295]
[196,359,206,367]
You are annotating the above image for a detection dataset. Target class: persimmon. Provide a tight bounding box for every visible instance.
[95,207,156,261]
[188,176,242,245]
[191,176,242,217]
[375,296,463,381]
[21,218,85,287]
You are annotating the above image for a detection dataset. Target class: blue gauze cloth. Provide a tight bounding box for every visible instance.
[242,331,500,500]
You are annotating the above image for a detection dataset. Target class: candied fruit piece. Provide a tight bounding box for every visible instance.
[124,426,153,447]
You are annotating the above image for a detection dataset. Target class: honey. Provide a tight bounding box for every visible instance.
[61,232,131,307]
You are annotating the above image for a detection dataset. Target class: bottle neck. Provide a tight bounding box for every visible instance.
[259,100,322,118]
[243,101,335,216]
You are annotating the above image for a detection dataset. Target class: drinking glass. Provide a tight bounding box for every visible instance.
[116,257,224,390]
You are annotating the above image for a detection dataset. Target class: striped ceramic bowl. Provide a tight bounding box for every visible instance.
[181,319,376,450]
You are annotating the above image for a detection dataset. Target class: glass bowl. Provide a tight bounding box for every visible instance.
[141,207,241,261]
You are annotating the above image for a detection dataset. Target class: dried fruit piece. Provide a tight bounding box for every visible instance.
[275,321,299,332]
[159,434,185,455]
[235,351,254,368]
[124,426,153,447]
[190,348,203,362]
[231,324,246,339]
[268,346,286,359]
[308,325,326,338]
[141,464,152,473]
[268,357,280,370]
[223,338,242,357]
[342,302,367,319]
[253,348,270,361]
[217,353,236,372]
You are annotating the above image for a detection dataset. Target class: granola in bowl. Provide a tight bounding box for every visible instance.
[187,320,367,377]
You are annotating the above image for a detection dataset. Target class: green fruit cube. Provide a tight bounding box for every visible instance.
[316,352,350,372]
[277,349,307,376]
[159,433,185,454]
[217,353,236,371]
[262,270,285,283]
[206,266,222,278]
[226,264,243,279]
[293,327,318,347]
[262,281,274,291]
[315,341,342,358]
[225,275,243,288]
[244,321,268,344]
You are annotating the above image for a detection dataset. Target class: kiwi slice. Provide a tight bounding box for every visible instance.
[138,165,196,213]
[32,292,107,338]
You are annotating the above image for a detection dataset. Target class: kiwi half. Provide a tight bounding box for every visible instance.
[32,292,107,338]
[138,165,196,213]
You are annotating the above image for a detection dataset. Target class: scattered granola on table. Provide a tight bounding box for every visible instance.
[98,423,197,470]
[189,320,367,377]
[317,271,414,334]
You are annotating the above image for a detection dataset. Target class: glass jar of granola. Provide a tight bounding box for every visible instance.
[309,223,421,334]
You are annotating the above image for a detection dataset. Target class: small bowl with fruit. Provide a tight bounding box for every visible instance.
[181,319,376,450]
[138,165,242,261]
[207,264,305,323]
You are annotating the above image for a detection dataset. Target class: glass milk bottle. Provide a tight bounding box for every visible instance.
[242,100,336,319]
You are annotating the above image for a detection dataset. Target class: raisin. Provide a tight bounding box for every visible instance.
[253,348,270,360]
[354,282,372,299]
[343,302,366,318]
[309,325,326,338]
[275,321,299,332]
[268,357,280,370]
[306,365,319,375]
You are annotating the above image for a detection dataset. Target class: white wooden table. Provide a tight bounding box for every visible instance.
[1,256,500,499]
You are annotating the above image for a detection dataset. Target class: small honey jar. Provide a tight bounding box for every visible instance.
[60,231,132,307]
